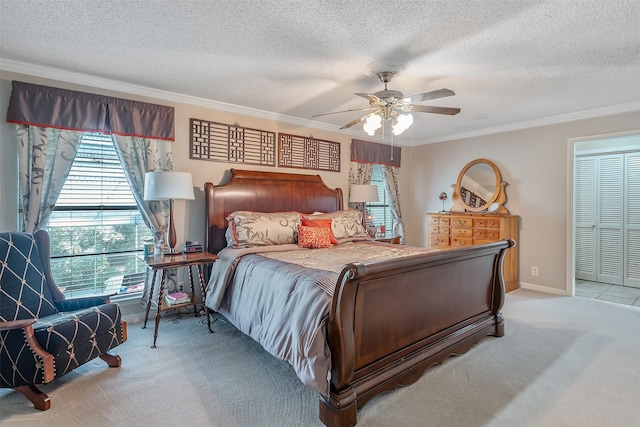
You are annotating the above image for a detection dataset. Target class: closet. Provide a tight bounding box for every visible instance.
[575,150,640,288]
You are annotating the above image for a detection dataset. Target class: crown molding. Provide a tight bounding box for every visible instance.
[2,58,637,147]
[418,101,640,145]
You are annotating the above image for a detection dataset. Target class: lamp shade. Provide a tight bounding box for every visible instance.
[349,184,379,203]
[143,171,195,201]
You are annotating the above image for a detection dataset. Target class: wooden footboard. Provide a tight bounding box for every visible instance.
[320,239,514,427]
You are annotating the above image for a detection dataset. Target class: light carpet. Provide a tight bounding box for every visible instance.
[1,289,639,427]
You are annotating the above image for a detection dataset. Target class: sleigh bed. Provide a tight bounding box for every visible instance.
[204,169,513,427]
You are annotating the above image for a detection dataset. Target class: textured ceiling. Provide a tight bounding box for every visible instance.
[1,0,639,146]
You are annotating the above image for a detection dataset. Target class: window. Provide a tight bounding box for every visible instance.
[45,133,151,297]
[367,164,394,235]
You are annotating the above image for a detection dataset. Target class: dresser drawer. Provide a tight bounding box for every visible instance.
[451,236,473,247]
[486,218,501,228]
[473,229,486,239]
[430,235,450,247]
[475,218,487,228]
[451,216,472,227]
[452,227,472,236]
[429,215,452,227]
[485,229,500,240]
[430,226,450,234]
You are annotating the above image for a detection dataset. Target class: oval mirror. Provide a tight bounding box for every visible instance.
[451,159,506,212]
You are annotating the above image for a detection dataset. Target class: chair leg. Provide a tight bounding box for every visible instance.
[99,352,122,367]
[13,384,51,411]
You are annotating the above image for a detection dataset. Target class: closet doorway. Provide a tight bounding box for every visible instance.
[573,133,640,293]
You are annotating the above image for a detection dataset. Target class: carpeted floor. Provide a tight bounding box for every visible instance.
[1,289,639,426]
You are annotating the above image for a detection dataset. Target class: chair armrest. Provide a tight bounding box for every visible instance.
[0,319,55,383]
[0,318,36,331]
[55,295,112,311]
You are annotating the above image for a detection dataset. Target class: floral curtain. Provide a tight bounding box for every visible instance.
[347,162,374,212]
[112,135,176,308]
[381,165,406,243]
[17,125,82,233]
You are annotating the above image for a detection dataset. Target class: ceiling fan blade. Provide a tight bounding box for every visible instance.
[407,88,455,104]
[312,107,378,118]
[340,113,371,130]
[410,105,461,115]
[355,92,383,104]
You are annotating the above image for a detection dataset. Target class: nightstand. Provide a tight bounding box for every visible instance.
[141,251,218,347]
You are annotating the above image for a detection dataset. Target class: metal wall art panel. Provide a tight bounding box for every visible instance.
[278,133,341,172]
[190,118,276,166]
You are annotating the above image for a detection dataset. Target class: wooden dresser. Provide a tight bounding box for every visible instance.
[428,213,519,292]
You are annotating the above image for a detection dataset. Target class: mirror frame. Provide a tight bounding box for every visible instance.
[451,158,509,214]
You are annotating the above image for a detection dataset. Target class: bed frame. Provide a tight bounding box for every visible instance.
[204,169,514,427]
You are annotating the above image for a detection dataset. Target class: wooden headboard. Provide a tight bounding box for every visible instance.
[204,169,344,254]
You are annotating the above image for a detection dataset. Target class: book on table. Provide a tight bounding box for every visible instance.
[165,291,191,306]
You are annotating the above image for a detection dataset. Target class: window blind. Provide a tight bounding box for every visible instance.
[367,165,394,235]
[47,133,151,297]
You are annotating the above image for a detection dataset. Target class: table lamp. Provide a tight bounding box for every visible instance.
[349,184,379,229]
[143,171,195,254]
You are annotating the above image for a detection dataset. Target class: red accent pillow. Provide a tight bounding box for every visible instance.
[297,225,332,249]
[301,218,338,244]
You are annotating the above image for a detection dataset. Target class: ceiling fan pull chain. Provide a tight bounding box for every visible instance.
[391,130,394,161]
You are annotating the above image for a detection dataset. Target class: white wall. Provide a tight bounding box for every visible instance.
[406,114,640,293]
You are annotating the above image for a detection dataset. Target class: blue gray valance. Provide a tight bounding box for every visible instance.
[351,139,401,167]
[6,81,174,141]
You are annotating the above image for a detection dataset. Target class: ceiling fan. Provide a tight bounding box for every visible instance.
[314,69,461,135]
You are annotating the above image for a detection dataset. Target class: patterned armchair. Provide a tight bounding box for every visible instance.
[0,231,127,410]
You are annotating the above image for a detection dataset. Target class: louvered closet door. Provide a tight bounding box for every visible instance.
[598,154,624,285]
[625,152,640,288]
[575,157,597,281]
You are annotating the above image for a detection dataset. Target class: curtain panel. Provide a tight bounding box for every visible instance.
[348,162,375,211]
[112,135,176,308]
[6,81,175,141]
[17,126,83,233]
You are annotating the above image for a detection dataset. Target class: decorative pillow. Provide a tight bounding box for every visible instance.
[300,218,338,244]
[304,210,368,240]
[226,211,301,248]
[297,225,332,249]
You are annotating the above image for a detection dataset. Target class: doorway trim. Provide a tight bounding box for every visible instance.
[566,129,640,296]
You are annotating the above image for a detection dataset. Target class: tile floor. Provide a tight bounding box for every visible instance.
[575,280,640,307]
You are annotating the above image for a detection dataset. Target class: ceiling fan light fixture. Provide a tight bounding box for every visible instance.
[363,113,382,136]
[314,64,458,136]
[392,113,413,135]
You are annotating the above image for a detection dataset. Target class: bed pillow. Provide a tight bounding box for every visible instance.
[300,218,338,244]
[226,211,301,248]
[297,225,332,249]
[304,210,368,240]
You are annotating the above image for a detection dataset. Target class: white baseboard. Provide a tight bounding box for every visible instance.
[519,282,569,296]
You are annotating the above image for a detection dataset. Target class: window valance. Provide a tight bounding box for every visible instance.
[351,139,401,167]
[6,81,175,141]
